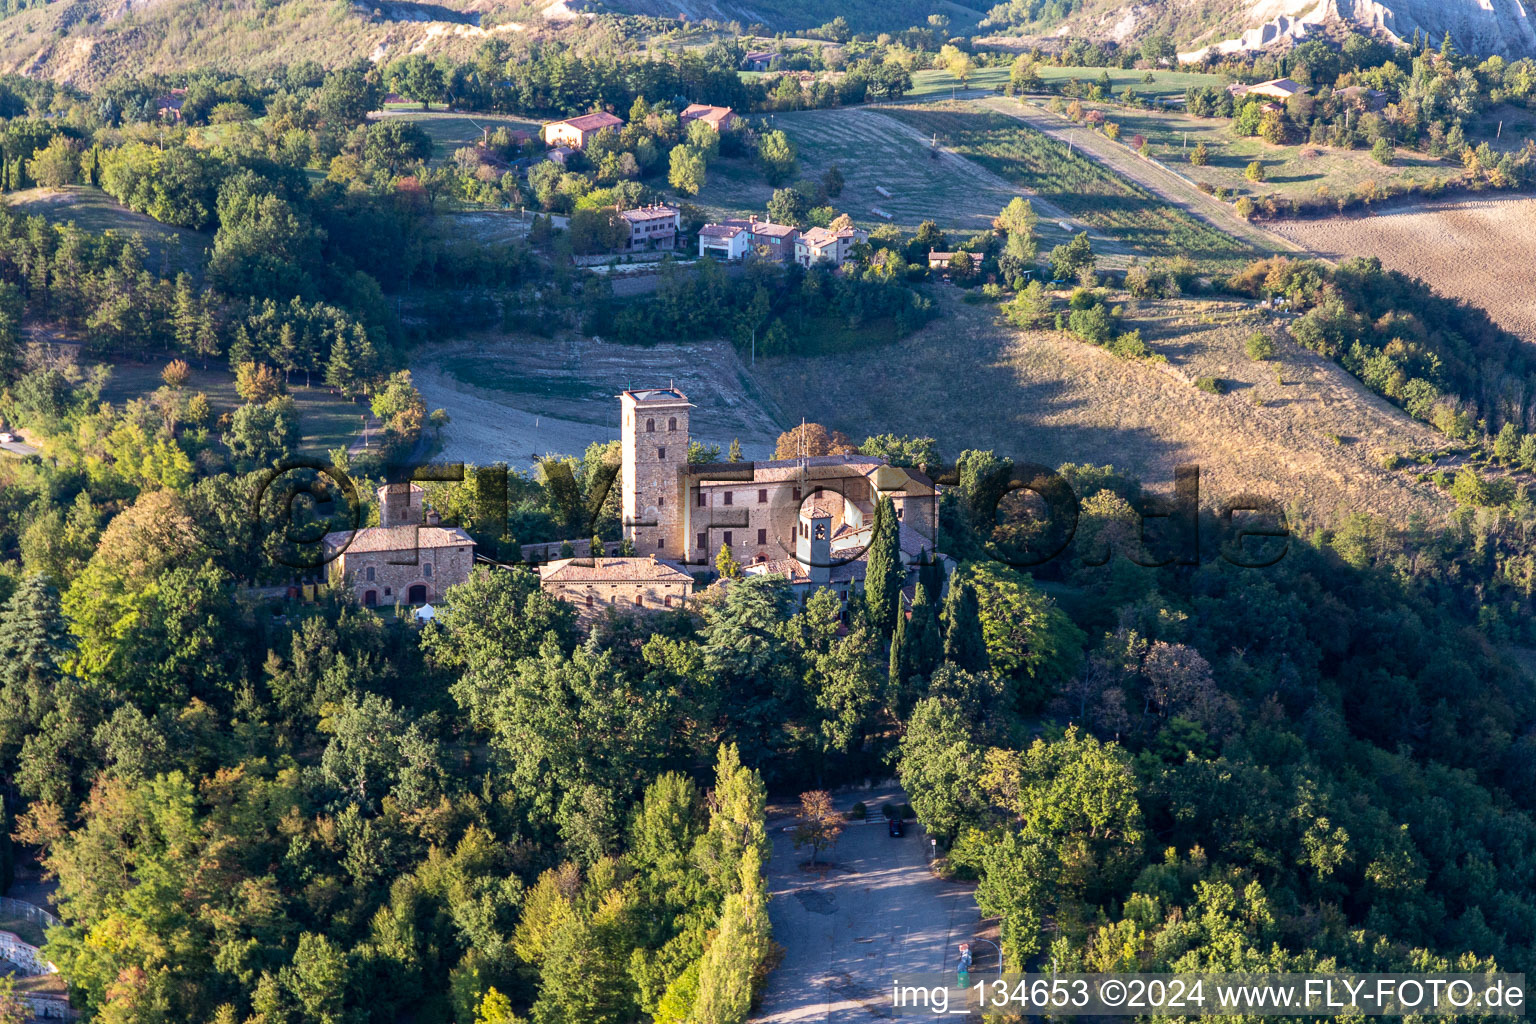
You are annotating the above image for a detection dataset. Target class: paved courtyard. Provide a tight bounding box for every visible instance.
[754,786,982,1023]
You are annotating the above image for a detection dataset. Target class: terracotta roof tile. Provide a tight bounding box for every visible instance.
[324,525,473,554]
[540,556,693,583]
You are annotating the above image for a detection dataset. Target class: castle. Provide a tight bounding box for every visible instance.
[537,387,945,617]
[327,388,946,619]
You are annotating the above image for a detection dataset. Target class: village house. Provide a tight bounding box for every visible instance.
[620,204,680,251]
[698,222,753,260]
[680,104,737,132]
[794,225,867,268]
[742,50,779,71]
[547,145,575,167]
[542,111,624,150]
[697,215,799,260]
[538,555,693,620]
[1229,78,1309,101]
[155,88,187,122]
[324,483,474,608]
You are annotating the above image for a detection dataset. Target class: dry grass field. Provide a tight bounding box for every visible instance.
[753,290,1453,524]
[1267,195,1536,343]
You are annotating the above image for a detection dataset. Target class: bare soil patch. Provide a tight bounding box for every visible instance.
[410,335,785,469]
[1268,196,1536,343]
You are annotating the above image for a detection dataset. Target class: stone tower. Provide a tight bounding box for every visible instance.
[797,500,832,585]
[378,482,423,528]
[620,387,691,558]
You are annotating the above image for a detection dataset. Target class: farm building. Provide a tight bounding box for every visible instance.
[680,104,737,131]
[619,204,679,251]
[546,146,575,166]
[543,111,624,150]
[795,225,867,268]
[742,50,779,71]
[1230,78,1309,100]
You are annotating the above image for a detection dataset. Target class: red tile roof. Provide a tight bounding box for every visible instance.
[555,111,623,132]
[324,525,473,554]
[540,556,693,583]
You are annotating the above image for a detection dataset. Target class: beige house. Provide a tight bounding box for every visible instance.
[795,225,867,268]
[543,111,623,150]
[539,555,693,619]
[324,483,474,608]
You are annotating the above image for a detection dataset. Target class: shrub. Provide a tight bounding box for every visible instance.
[1380,452,1404,470]
[1372,137,1395,165]
[1111,330,1149,358]
[880,802,897,820]
[1244,160,1266,182]
[1189,141,1209,166]
[850,801,867,820]
[1195,375,1227,394]
[1234,196,1257,219]
[1245,331,1276,360]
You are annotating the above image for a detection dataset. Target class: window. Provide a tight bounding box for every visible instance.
[658,447,666,459]
[668,417,677,431]
[697,532,707,549]
[646,418,655,432]
[657,537,665,549]
[723,531,733,546]
[634,595,643,607]
[365,566,375,582]
[792,486,802,500]
[758,488,767,503]
[423,563,433,578]
[758,528,767,544]
[697,492,707,507]
[664,595,674,608]
[586,594,594,607]
[384,587,392,596]
[658,496,664,506]
[723,491,733,506]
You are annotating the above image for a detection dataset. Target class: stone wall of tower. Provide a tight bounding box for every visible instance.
[620,394,690,558]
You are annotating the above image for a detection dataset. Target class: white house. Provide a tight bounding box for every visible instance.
[698,222,752,259]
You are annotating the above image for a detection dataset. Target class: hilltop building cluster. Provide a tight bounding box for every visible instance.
[326,389,947,621]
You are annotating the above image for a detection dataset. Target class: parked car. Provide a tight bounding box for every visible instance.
[0,433,13,443]
[888,817,904,837]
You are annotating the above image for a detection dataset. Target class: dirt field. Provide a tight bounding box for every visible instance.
[1267,196,1536,343]
[753,291,1453,525]
[410,335,785,469]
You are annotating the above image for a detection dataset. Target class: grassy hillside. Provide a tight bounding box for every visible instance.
[0,0,515,87]
[6,185,208,275]
[588,0,988,33]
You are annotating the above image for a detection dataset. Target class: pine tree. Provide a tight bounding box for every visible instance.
[728,438,743,462]
[228,323,254,367]
[325,333,356,396]
[941,574,988,673]
[172,273,197,355]
[863,496,902,639]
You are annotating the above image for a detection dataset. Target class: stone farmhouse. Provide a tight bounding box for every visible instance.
[538,555,693,620]
[324,483,474,608]
[680,104,737,131]
[795,225,867,267]
[543,111,623,150]
[697,216,799,260]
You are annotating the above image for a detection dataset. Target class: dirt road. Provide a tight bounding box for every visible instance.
[983,97,1304,258]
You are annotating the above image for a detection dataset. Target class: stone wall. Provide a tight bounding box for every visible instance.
[337,541,474,607]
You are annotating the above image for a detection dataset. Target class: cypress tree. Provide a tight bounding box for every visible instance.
[863,495,902,638]
[941,574,988,673]
[907,582,942,680]
[888,599,910,693]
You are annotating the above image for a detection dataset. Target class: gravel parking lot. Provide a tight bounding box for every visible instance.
[754,787,982,1024]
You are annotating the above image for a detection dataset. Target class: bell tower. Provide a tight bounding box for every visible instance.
[619,387,691,558]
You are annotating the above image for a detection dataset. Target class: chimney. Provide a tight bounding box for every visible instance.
[750,214,757,224]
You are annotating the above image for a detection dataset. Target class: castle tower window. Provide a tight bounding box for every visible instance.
[758,488,767,503]
[758,528,767,544]
[424,563,433,578]
[792,486,802,500]
[658,447,666,459]
[587,594,594,607]
[698,532,707,549]
[668,417,677,431]
[647,418,655,432]
[657,537,665,549]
